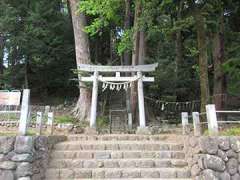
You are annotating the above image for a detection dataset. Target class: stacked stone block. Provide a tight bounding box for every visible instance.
[0,136,66,180]
[184,136,240,180]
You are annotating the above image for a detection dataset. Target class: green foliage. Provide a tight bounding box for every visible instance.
[55,115,75,124]
[96,116,109,128]
[220,127,240,136]
[0,132,17,136]
[1,0,240,111]
[79,0,123,36]
[0,0,77,98]
[117,29,133,55]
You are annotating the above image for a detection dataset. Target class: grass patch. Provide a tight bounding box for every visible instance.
[204,127,240,136]
[220,127,240,136]
[97,116,109,128]
[0,132,17,136]
[55,115,75,124]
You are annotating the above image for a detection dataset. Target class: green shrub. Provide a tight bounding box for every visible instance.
[220,127,240,136]
[77,120,89,128]
[204,127,240,136]
[96,116,109,128]
[55,115,75,124]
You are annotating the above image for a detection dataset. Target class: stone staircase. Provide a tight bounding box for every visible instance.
[45,134,191,180]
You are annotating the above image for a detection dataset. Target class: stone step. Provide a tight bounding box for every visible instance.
[49,159,188,169]
[67,135,179,142]
[51,150,185,159]
[54,141,183,151]
[45,168,191,179]
[47,179,192,180]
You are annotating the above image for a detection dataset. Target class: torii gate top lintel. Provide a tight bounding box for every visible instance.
[78,63,158,72]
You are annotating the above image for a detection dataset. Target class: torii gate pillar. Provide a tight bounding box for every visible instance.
[137,72,146,128]
[90,71,99,128]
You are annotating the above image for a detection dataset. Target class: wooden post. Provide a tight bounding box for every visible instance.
[206,104,218,135]
[192,112,201,136]
[137,72,146,128]
[109,111,112,134]
[19,89,30,135]
[90,71,99,128]
[47,112,54,135]
[36,112,43,135]
[181,112,188,135]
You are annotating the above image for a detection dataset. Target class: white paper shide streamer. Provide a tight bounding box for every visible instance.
[101,81,132,92]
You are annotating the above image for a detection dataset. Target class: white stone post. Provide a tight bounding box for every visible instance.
[206,104,218,135]
[181,112,189,135]
[137,72,146,128]
[90,71,99,128]
[47,112,54,135]
[128,113,133,129]
[19,89,30,135]
[126,88,132,130]
[192,112,201,136]
[36,112,43,135]
[44,105,50,120]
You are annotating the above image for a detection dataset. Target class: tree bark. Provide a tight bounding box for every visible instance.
[0,34,4,75]
[213,12,226,110]
[123,0,132,66]
[68,0,92,121]
[10,46,18,66]
[124,0,132,122]
[66,0,73,25]
[24,58,29,89]
[130,0,141,122]
[109,30,114,65]
[138,31,146,65]
[175,1,183,97]
[195,10,210,113]
[175,32,183,75]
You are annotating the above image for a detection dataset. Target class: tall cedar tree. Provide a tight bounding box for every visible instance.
[68,0,92,121]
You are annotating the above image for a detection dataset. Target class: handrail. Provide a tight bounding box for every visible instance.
[0,111,21,113]
[218,121,240,123]
[216,111,240,113]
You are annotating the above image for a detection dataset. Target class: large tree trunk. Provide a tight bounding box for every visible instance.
[10,46,17,66]
[213,12,226,110]
[0,35,4,75]
[124,0,132,124]
[175,31,183,74]
[68,0,92,121]
[109,30,114,65]
[24,57,29,89]
[175,1,183,98]
[123,0,132,66]
[138,30,147,121]
[138,31,146,65]
[195,10,210,113]
[130,0,141,122]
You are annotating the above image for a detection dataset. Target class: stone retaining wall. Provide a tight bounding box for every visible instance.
[184,136,240,180]
[0,135,66,180]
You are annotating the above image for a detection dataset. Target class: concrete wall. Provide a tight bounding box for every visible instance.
[184,136,240,180]
[0,135,66,180]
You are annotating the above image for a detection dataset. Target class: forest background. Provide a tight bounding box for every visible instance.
[0,0,239,121]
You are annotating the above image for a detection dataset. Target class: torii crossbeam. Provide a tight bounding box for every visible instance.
[77,63,158,130]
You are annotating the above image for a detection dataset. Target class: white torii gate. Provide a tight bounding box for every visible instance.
[77,63,158,130]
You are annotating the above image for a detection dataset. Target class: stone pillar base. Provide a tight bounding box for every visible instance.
[136,127,152,135]
[84,127,98,135]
